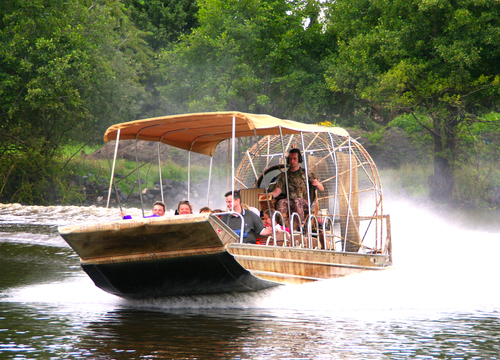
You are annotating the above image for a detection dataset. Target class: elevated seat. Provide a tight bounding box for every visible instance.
[239,188,265,211]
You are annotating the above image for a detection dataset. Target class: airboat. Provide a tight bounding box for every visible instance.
[58,112,392,299]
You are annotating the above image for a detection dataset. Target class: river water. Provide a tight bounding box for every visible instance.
[1,198,500,359]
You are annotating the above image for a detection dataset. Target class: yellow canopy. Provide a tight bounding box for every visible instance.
[103,111,349,156]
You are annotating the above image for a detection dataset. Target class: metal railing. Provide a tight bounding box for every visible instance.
[263,211,390,256]
[217,211,245,244]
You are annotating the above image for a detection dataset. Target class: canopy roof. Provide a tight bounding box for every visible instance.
[104,111,349,156]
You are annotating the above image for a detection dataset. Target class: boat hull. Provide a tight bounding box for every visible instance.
[228,244,390,284]
[81,251,279,299]
[59,215,390,299]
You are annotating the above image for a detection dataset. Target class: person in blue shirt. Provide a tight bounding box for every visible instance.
[121,201,166,219]
[220,190,272,244]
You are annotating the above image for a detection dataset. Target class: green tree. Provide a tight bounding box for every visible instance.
[123,0,199,51]
[119,0,199,117]
[157,0,335,123]
[0,0,147,203]
[323,0,500,200]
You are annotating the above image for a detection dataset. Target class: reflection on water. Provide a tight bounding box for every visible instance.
[0,243,78,289]
[1,302,499,359]
[1,201,500,359]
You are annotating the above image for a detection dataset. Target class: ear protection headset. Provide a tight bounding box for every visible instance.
[287,149,303,164]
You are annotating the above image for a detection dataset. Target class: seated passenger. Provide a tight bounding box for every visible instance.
[241,203,261,217]
[212,208,223,219]
[220,190,272,244]
[199,206,213,214]
[263,210,290,234]
[176,200,192,215]
[121,201,166,219]
[263,209,290,246]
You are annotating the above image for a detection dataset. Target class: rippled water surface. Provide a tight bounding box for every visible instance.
[1,200,500,359]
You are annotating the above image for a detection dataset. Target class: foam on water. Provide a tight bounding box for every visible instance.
[2,199,500,320]
[122,198,500,316]
[4,276,121,313]
[0,203,119,227]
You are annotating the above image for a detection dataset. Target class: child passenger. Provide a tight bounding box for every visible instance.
[199,206,213,214]
[263,210,290,234]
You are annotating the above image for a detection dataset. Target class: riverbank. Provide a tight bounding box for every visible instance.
[60,158,500,213]
[2,125,499,210]
[74,173,226,212]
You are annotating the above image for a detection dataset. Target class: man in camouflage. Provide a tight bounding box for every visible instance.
[270,148,324,224]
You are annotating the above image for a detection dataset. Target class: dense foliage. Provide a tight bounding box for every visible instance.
[0,0,148,202]
[1,0,500,205]
[154,0,336,122]
[323,0,500,198]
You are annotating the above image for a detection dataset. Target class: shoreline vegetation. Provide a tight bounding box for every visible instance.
[2,1,500,210]
[2,120,500,210]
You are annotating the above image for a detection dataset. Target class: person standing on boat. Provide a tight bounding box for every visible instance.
[270,148,324,225]
[221,190,273,244]
[120,201,166,219]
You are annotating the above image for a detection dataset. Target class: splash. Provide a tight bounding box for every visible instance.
[2,199,500,319]
[115,198,500,317]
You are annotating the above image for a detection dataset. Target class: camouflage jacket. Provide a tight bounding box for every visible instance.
[275,167,318,201]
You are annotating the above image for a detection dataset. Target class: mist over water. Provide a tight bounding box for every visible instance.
[1,198,499,358]
[2,198,499,315]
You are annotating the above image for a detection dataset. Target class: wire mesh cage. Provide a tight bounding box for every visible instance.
[234,133,389,254]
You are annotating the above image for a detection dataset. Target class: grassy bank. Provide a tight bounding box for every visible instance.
[3,141,500,209]
[380,164,433,199]
[380,162,500,209]
[56,145,219,205]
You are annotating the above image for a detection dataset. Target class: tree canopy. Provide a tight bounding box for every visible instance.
[0,0,148,202]
[1,0,500,204]
[156,0,335,123]
[122,0,198,51]
[323,0,500,198]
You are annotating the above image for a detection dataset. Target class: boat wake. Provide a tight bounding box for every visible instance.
[4,199,500,319]
[3,276,120,311]
[122,199,500,317]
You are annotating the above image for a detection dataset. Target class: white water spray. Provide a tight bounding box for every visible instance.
[3,199,500,319]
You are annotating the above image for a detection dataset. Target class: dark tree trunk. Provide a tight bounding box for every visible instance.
[429,115,458,201]
[429,153,454,200]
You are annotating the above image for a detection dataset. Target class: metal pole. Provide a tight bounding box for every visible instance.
[246,150,259,181]
[207,156,213,206]
[227,140,230,191]
[278,127,292,230]
[106,129,121,209]
[231,116,236,210]
[135,138,145,218]
[158,128,189,207]
[301,132,315,246]
[187,133,215,206]
[343,136,353,251]
[158,142,164,204]
[327,132,339,250]
[253,129,272,219]
[188,150,191,202]
[300,133,312,217]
